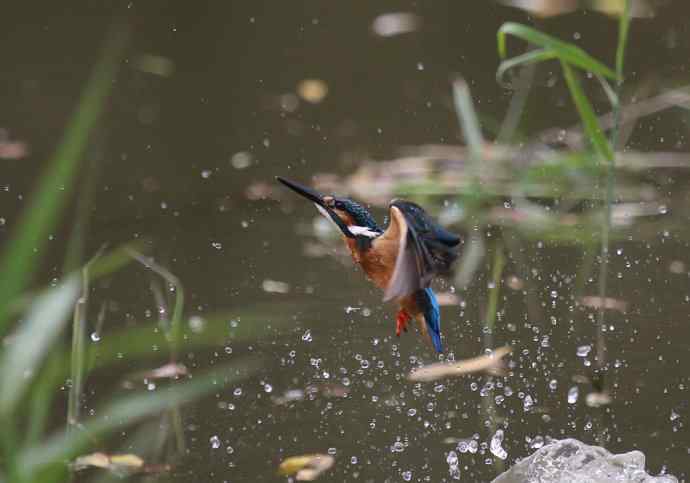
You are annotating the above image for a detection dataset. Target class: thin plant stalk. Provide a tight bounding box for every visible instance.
[67,249,104,432]
[497,50,536,144]
[129,252,187,454]
[595,0,632,375]
[482,240,506,475]
[126,250,184,359]
[576,242,597,297]
[484,241,506,340]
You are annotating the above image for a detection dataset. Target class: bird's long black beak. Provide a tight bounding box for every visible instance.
[276,176,355,238]
[276,176,326,206]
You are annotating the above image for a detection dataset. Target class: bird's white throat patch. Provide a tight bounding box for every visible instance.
[314,203,378,238]
[348,225,379,238]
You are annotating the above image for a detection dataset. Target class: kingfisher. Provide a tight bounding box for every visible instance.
[277,177,461,353]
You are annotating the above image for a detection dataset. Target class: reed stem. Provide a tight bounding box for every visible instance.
[595,0,631,375]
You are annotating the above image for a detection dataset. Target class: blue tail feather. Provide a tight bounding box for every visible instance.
[416,288,442,353]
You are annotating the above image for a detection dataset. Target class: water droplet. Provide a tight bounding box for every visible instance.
[201,169,212,179]
[263,383,273,393]
[211,241,222,250]
[576,345,591,357]
[391,441,405,453]
[402,470,413,481]
[523,394,534,411]
[407,408,417,417]
[530,435,544,449]
[447,450,461,479]
[568,386,579,404]
[490,429,508,460]
[302,329,312,342]
[209,435,221,449]
[90,332,101,342]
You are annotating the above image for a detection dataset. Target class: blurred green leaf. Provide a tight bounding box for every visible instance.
[0,25,128,333]
[26,353,64,447]
[452,78,484,159]
[0,276,80,416]
[18,360,260,478]
[497,22,617,81]
[561,61,614,161]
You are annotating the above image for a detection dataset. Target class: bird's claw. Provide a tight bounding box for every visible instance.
[396,310,410,337]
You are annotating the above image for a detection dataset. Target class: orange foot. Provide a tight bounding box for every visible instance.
[396,310,410,337]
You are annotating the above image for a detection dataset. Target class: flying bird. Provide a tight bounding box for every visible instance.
[277,177,461,352]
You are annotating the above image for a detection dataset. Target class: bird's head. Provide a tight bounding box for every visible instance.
[277,177,381,238]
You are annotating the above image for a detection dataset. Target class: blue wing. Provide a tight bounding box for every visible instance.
[416,287,442,353]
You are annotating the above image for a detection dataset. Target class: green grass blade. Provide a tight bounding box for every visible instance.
[498,22,617,81]
[0,25,128,333]
[0,276,80,416]
[616,1,632,80]
[452,78,484,159]
[496,48,557,88]
[18,360,260,478]
[561,61,614,161]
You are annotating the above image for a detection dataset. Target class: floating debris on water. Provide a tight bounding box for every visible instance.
[371,12,421,37]
[72,452,163,477]
[278,454,334,480]
[297,79,328,104]
[262,279,290,294]
[586,391,613,408]
[408,346,512,382]
[579,296,628,313]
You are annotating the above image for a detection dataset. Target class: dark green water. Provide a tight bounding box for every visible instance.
[1,1,688,481]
